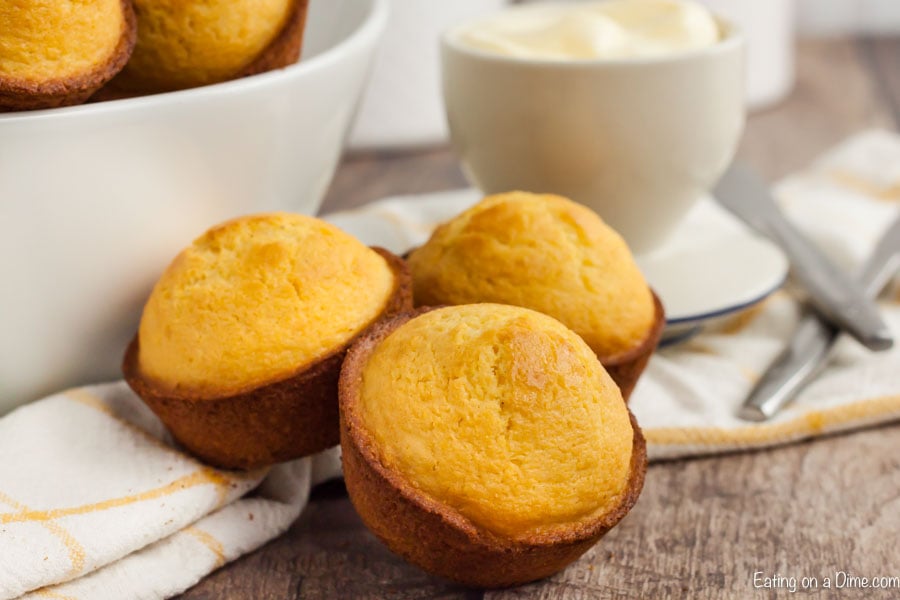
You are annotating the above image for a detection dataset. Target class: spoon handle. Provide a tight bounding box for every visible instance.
[740,215,900,421]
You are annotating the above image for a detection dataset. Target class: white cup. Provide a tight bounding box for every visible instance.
[441,7,745,253]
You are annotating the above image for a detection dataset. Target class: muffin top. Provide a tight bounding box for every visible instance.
[115,0,293,91]
[358,304,634,539]
[138,213,395,395]
[0,0,126,82]
[408,192,655,360]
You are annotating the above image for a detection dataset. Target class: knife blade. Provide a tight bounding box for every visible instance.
[714,163,893,352]
[738,214,900,421]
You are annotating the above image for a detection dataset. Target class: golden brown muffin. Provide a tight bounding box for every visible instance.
[104,0,309,95]
[124,213,412,469]
[0,0,136,111]
[340,304,647,587]
[407,191,665,400]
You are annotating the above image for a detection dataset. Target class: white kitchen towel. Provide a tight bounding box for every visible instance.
[2,131,899,600]
[0,383,342,600]
[326,129,900,460]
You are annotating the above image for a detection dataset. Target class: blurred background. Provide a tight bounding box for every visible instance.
[348,0,900,150]
[797,0,900,35]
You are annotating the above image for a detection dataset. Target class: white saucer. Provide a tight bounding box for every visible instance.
[324,190,788,344]
[636,196,788,343]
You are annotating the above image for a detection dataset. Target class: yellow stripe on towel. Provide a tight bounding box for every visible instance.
[184,526,227,568]
[0,492,86,579]
[645,394,900,448]
[33,588,80,600]
[828,169,900,202]
[1,469,233,525]
[41,521,87,578]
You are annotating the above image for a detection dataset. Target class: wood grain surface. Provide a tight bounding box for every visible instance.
[178,38,900,599]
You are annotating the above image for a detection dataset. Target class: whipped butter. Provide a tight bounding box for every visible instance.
[457,0,720,61]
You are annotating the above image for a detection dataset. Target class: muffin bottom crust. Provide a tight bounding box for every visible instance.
[239,0,310,78]
[339,307,648,588]
[124,247,412,470]
[0,0,136,111]
[94,0,309,100]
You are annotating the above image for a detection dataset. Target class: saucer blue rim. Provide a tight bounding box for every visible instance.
[664,272,788,326]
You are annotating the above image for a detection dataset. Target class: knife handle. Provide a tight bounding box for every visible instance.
[766,216,893,351]
[738,316,837,421]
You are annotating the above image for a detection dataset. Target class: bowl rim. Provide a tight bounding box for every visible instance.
[0,0,389,124]
[442,3,743,69]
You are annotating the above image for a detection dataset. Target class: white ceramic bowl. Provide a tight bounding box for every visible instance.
[0,0,388,412]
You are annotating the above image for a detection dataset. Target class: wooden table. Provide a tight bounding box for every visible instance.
[180,38,900,599]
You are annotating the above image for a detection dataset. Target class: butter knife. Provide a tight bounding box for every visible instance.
[739,214,900,421]
[714,163,893,351]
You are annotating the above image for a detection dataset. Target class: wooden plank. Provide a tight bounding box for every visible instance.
[321,147,467,213]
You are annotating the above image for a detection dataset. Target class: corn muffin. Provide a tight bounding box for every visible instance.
[0,0,136,110]
[407,191,665,400]
[124,212,412,469]
[106,0,308,95]
[340,304,647,587]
